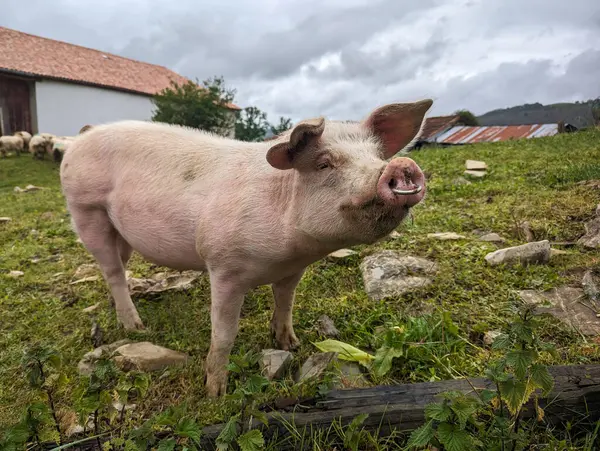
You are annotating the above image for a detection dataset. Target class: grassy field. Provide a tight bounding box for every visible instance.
[1,128,600,446]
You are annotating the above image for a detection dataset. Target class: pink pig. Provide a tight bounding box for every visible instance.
[60,99,432,397]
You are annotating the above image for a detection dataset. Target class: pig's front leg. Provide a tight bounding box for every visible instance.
[270,271,304,351]
[205,271,246,398]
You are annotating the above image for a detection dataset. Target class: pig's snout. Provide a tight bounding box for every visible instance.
[377,157,426,207]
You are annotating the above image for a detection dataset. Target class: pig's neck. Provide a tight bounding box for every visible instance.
[267,166,349,260]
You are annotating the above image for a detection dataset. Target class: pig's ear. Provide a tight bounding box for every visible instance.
[266,117,325,170]
[363,99,433,159]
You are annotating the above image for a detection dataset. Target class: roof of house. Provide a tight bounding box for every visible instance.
[418,114,461,141]
[433,124,559,144]
[0,26,239,109]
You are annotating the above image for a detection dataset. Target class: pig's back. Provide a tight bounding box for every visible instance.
[60,120,267,269]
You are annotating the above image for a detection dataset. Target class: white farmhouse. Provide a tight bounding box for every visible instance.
[0,26,240,137]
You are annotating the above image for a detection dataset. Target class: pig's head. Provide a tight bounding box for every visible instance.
[266,99,432,247]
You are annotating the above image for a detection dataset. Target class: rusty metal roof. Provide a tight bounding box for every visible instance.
[419,115,461,141]
[433,124,559,144]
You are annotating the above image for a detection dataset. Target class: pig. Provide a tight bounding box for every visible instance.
[59,99,433,397]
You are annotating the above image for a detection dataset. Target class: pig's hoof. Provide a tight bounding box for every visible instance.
[118,312,145,331]
[205,374,228,398]
[276,330,300,351]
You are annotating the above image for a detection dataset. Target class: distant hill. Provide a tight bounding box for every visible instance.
[478,100,599,129]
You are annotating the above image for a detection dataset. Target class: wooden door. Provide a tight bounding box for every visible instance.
[0,74,32,135]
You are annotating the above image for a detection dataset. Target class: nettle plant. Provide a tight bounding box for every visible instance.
[407,306,556,451]
[215,350,271,451]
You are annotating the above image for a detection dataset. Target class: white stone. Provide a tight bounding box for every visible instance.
[577,217,600,249]
[8,270,24,278]
[82,303,100,313]
[465,160,488,171]
[484,240,551,267]
[483,330,502,346]
[260,349,293,380]
[360,251,438,300]
[427,232,466,240]
[479,233,505,244]
[0,217,11,223]
[328,249,357,258]
[113,342,189,372]
[296,352,338,383]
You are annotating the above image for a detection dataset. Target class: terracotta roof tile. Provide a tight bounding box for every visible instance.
[0,26,240,110]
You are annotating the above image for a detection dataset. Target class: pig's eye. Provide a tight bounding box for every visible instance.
[317,161,331,170]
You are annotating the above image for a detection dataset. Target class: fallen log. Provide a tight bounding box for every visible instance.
[198,364,600,448]
[42,364,600,450]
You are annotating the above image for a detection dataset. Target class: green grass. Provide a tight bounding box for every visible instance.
[1,128,600,441]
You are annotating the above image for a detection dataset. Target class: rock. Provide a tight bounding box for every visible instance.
[483,330,502,346]
[388,231,402,239]
[316,315,340,338]
[0,217,11,223]
[260,349,293,380]
[427,232,466,241]
[113,342,189,372]
[484,240,551,267]
[30,229,39,237]
[77,339,132,376]
[328,249,357,259]
[8,270,24,278]
[112,402,136,413]
[82,303,100,313]
[582,270,599,301]
[296,352,338,383]
[360,250,438,300]
[577,217,600,249]
[479,233,505,244]
[465,160,488,171]
[452,177,472,186]
[519,287,600,336]
[464,170,487,178]
[335,361,369,389]
[127,270,202,296]
[596,204,600,217]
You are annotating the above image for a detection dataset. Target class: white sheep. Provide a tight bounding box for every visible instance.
[50,136,75,162]
[29,134,54,160]
[0,135,25,157]
[14,131,32,147]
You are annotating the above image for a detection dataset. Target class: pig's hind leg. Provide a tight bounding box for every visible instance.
[70,206,144,330]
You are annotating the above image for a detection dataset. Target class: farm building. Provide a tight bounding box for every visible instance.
[0,26,240,137]
[415,112,578,147]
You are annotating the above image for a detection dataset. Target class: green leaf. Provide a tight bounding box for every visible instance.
[236,429,264,451]
[499,379,527,415]
[491,333,511,350]
[156,437,176,451]
[175,417,203,444]
[530,364,554,394]
[312,340,374,367]
[372,346,403,377]
[437,423,474,451]
[505,349,536,379]
[406,420,435,449]
[480,389,498,404]
[247,408,269,427]
[245,374,269,394]
[216,415,239,450]
[450,399,479,429]
[134,374,150,397]
[424,401,452,422]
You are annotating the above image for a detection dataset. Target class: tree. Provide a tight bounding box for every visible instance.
[454,109,479,126]
[270,117,293,136]
[151,76,236,135]
[235,106,270,142]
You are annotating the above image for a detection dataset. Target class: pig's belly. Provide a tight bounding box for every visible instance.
[106,198,206,271]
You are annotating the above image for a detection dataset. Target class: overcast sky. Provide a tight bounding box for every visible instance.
[2,0,599,123]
